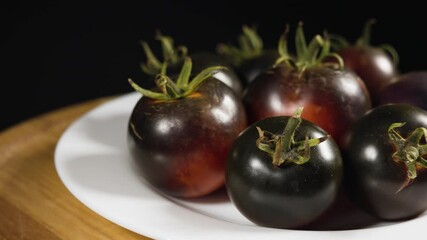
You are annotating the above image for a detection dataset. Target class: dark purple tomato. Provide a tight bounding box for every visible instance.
[343,104,427,220]
[338,46,397,103]
[128,61,247,198]
[243,23,372,148]
[333,20,398,104]
[378,71,427,110]
[244,64,371,147]
[226,114,343,229]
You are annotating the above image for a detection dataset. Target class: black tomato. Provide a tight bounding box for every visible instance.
[338,48,396,101]
[140,33,243,96]
[343,104,427,220]
[378,71,427,110]
[226,110,343,229]
[128,58,247,198]
[333,19,398,104]
[217,26,279,85]
[244,24,371,147]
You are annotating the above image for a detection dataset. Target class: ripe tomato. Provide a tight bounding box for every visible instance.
[244,23,371,147]
[343,104,427,220]
[128,58,247,198]
[226,109,343,229]
[378,71,427,110]
[332,19,398,104]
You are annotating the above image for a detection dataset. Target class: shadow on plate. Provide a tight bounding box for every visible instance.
[300,191,381,230]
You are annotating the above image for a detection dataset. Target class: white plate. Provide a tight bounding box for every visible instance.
[55,92,427,240]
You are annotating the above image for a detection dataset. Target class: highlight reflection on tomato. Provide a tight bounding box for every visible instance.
[344,104,427,220]
[128,58,247,198]
[332,19,398,104]
[226,109,343,229]
[244,23,371,147]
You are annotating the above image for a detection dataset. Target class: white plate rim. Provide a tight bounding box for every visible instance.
[54,92,427,240]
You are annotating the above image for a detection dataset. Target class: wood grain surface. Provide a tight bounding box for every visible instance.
[0,97,151,240]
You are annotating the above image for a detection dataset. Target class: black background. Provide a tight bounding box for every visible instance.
[1,1,426,130]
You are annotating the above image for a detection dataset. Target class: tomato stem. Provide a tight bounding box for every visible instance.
[184,65,225,96]
[256,107,328,167]
[388,122,427,192]
[156,32,179,64]
[176,57,192,89]
[140,41,163,75]
[130,57,226,100]
[330,19,399,67]
[329,34,350,49]
[280,107,303,152]
[140,32,188,76]
[275,22,343,73]
[128,78,169,100]
[155,75,181,97]
[295,22,308,64]
[274,25,293,68]
[356,19,376,46]
[217,25,264,66]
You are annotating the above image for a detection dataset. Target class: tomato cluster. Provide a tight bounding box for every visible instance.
[127,21,427,230]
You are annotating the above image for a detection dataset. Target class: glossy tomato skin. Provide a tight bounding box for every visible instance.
[128,78,247,198]
[338,46,397,104]
[343,104,427,220]
[243,64,371,147]
[191,52,243,96]
[378,71,427,110]
[226,117,343,229]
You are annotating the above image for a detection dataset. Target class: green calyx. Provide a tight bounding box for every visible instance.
[329,19,377,49]
[330,19,399,66]
[388,122,427,192]
[274,22,344,73]
[217,25,264,66]
[355,18,376,47]
[129,57,225,100]
[256,107,329,167]
[140,32,188,75]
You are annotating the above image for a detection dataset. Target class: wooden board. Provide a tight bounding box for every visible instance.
[0,97,151,240]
